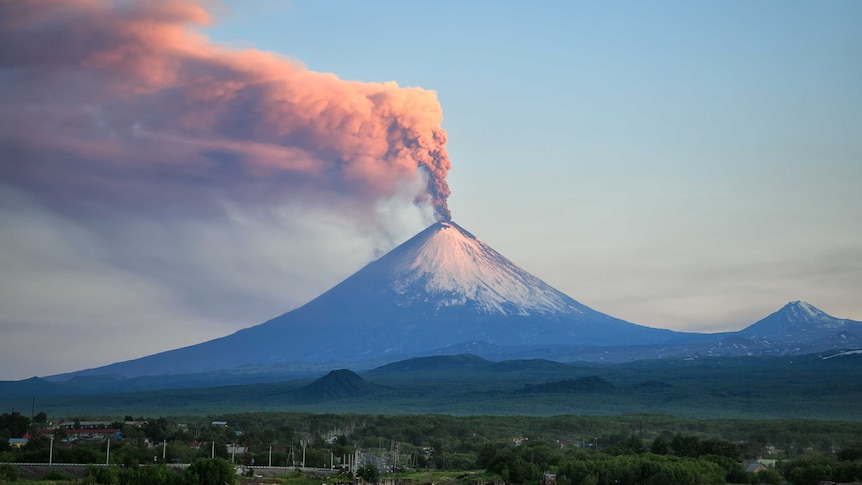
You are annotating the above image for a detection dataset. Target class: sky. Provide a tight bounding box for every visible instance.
[1,0,860,380]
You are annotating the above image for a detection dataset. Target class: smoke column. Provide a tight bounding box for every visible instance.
[0,0,452,222]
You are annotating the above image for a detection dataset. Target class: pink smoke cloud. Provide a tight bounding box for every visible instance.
[0,0,452,222]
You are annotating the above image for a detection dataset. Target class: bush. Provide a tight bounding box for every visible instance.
[755,467,782,485]
[43,468,76,481]
[838,445,862,462]
[356,464,379,483]
[0,463,18,482]
[136,464,182,485]
[86,465,120,484]
[183,458,236,485]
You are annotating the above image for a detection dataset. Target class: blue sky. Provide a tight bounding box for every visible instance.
[0,0,860,379]
[205,0,861,324]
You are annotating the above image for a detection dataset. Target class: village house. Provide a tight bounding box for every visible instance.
[58,420,113,430]
[41,427,121,442]
[7,437,28,448]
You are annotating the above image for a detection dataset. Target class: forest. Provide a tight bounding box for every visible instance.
[2,411,862,485]
[4,353,861,420]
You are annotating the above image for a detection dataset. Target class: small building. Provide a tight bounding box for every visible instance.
[765,445,784,455]
[46,427,121,442]
[8,437,28,448]
[58,421,113,430]
[541,472,557,485]
[227,444,247,457]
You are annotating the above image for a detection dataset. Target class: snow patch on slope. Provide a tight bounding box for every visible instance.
[390,222,582,316]
[786,301,845,328]
[822,349,862,360]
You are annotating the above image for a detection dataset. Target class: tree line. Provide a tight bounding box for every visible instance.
[2,411,862,484]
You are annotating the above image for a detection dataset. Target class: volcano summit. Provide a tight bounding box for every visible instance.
[60,222,695,378]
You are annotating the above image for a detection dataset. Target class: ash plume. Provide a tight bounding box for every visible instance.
[0,0,453,223]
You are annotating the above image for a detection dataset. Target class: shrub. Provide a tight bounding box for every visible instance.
[0,463,18,482]
[183,458,236,485]
[43,468,76,481]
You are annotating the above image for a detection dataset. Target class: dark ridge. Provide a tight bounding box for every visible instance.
[628,380,673,392]
[365,354,493,375]
[490,359,572,372]
[64,374,127,390]
[300,369,373,401]
[517,375,616,394]
[0,376,82,399]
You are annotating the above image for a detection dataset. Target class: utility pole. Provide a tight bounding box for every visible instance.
[269,445,272,467]
[162,439,166,461]
[49,435,54,466]
[106,439,111,465]
[394,441,400,472]
[353,444,359,475]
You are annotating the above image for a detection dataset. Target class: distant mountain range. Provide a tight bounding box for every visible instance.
[4,351,862,419]
[29,221,862,391]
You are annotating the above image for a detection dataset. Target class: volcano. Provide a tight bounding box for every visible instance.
[55,221,694,378]
[739,300,862,342]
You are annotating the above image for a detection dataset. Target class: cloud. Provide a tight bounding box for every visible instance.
[0,0,452,224]
[0,0,453,378]
[0,184,417,378]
